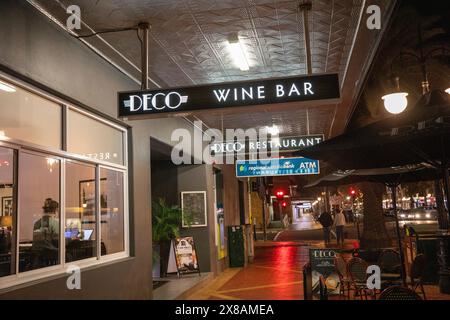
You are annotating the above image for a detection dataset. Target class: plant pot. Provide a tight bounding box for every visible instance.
[152,244,161,279]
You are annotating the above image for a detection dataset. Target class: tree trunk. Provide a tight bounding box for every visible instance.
[359,182,391,249]
[435,179,449,231]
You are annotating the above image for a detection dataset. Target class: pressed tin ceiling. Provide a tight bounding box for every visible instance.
[29,0,395,138]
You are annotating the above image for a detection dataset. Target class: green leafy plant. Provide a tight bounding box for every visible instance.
[152,198,192,243]
[152,198,193,277]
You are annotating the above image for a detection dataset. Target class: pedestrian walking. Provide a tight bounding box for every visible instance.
[334,209,346,246]
[318,211,333,245]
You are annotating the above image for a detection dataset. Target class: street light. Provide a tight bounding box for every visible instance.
[382,92,409,114]
[382,76,409,114]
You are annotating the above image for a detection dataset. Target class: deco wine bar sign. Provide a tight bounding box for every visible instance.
[118,73,340,117]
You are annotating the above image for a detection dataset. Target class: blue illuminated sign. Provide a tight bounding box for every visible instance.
[236,157,320,178]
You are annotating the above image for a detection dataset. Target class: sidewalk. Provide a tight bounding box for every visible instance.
[185,241,450,300]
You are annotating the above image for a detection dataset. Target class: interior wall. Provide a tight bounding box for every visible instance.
[151,160,178,206]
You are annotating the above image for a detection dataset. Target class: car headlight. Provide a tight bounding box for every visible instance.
[415,214,421,219]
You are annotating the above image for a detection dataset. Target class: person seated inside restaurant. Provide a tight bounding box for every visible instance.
[31,198,59,268]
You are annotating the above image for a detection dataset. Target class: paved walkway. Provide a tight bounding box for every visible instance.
[186,242,311,300]
[185,241,450,300]
[290,214,322,230]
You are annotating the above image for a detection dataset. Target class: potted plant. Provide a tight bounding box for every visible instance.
[152,198,191,278]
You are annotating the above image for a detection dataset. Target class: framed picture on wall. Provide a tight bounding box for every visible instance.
[79,178,107,216]
[2,196,13,216]
[181,191,207,228]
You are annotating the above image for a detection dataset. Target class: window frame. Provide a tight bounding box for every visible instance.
[0,74,130,290]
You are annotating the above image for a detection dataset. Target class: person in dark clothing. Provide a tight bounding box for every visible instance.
[318,211,333,245]
[31,198,59,268]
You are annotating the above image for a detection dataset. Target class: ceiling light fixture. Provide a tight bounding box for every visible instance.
[228,34,250,71]
[0,80,16,93]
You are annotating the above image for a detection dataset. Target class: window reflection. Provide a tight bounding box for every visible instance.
[0,147,15,277]
[100,169,124,255]
[67,110,124,165]
[0,82,61,149]
[65,161,97,262]
[19,153,60,272]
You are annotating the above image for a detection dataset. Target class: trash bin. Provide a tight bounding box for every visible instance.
[228,225,245,267]
[404,224,439,284]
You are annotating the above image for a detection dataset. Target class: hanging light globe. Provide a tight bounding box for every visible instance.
[382,92,409,114]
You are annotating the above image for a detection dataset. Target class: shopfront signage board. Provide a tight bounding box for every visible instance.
[309,248,341,297]
[167,236,201,276]
[236,157,320,178]
[210,134,324,155]
[118,73,340,117]
[181,191,207,227]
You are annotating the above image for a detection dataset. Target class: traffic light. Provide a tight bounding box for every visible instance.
[281,201,287,208]
[349,187,356,196]
[275,190,285,200]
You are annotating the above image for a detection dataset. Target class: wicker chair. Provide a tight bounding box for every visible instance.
[347,257,371,300]
[378,249,402,287]
[409,254,427,299]
[378,249,401,273]
[334,255,352,299]
[378,285,423,300]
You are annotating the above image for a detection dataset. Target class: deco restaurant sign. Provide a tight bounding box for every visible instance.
[210,134,324,155]
[118,73,340,117]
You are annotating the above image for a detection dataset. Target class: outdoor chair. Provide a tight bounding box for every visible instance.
[378,249,402,287]
[334,255,352,299]
[347,257,372,300]
[408,254,427,299]
[378,285,423,300]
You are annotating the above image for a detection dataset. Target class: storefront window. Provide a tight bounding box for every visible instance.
[0,147,15,277]
[0,81,61,149]
[0,77,128,287]
[67,110,124,166]
[65,161,97,262]
[100,168,124,255]
[18,153,60,272]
